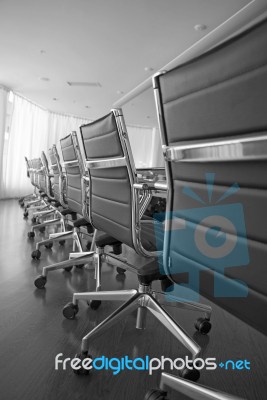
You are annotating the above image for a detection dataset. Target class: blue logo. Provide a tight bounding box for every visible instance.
[154,173,249,301]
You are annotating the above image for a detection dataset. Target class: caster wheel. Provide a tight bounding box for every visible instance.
[180,367,200,382]
[63,302,79,319]
[20,201,25,208]
[28,231,35,239]
[195,317,212,335]
[116,267,126,275]
[39,227,45,233]
[24,211,29,218]
[72,352,92,375]
[65,266,73,272]
[45,243,53,249]
[34,275,47,289]
[144,389,168,400]
[31,217,37,223]
[88,300,102,310]
[59,240,65,246]
[76,264,84,269]
[31,249,41,259]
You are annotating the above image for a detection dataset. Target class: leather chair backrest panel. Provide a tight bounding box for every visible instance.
[156,19,267,334]
[171,161,267,189]
[48,147,60,202]
[25,157,30,177]
[60,134,82,215]
[32,158,42,189]
[81,113,124,159]
[172,180,267,245]
[29,159,35,186]
[170,247,267,334]
[160,22,267,144]
[64,165,82,214]
[60,134,77,162]
[41,151,53,197]
[80,112,134,248]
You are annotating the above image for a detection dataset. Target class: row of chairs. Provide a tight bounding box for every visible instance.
[18,15,265,400]
[19,109,215,400]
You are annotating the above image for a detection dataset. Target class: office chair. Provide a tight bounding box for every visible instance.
[23,158,48,218]
[62,109,212,380]
[30,151,58,224]
[18,157,38,207]
[28,144,72,244]
[33,132,122,291]
[147,16,267,400]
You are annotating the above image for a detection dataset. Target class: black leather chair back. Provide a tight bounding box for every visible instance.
[80,110,139,251]
[48,145,65,205]
[153,19,267,334]
[41,151,54,199]
[31,158,42,190]
[60,133,83,215]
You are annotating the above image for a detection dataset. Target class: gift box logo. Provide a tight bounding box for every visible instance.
[154,173,249,302]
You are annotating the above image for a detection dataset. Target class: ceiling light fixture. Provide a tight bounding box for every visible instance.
[53,98,58,101]
[194,24,207,31]
[39,77,50,82]
[67,81,101,87]
[85,105,90,108]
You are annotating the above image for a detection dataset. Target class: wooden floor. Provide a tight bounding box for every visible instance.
[0,199,266,400]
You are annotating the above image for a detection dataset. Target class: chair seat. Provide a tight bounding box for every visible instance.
[61,208,77,219]
[95,232,122,248]
[73,217,94,234]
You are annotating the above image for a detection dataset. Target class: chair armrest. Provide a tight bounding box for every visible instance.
[133,181,168,191]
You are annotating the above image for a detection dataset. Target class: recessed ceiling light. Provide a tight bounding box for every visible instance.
[53,98,58,101]
[194,24,207,31]
[144,67,154,72]
[146,116,150,119]
[85,105,90,108]
[39,77,50,82]
[67,81,101,87]
[40,50,46,54]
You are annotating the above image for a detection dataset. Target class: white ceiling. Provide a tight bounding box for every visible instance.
[0,0,253,126]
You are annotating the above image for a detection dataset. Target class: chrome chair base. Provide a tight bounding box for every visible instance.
[66,282,212,365]
[28,207,65,237]
[33,229,96,288]
[19,192,37,205]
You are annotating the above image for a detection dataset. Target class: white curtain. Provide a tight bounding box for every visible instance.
[0,94,90,199]
[0,92,164,199]
[1,95,48,198]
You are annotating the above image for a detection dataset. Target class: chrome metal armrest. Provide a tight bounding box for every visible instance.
[134,181,168,191]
